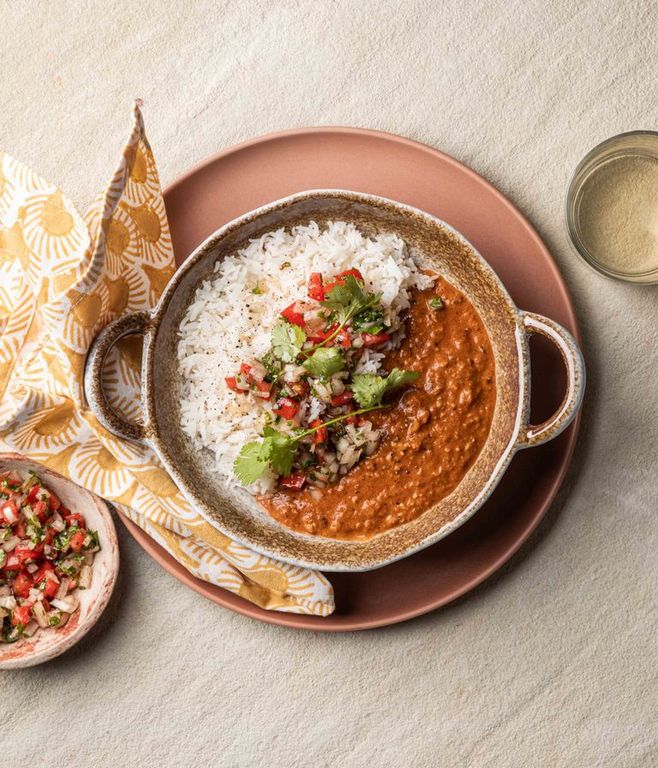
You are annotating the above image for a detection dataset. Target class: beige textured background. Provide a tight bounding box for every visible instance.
[2,1,657,766]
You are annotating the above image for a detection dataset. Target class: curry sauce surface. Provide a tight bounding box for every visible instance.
[259,277,496,539]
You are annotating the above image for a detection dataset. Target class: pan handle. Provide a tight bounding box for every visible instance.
[83,311,152,442]
[516,311,585,448]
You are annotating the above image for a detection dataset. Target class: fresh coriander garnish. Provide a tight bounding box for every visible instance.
[271,319,306,362]
[352,306,386,334]
[234,442,271,485]
[234,426,298,484]
[233,405,387,485]
[351,368,420,408]
[251,284,263,295]
[302,347,345,378]
[317,276,381,346]
[428,297,443,310]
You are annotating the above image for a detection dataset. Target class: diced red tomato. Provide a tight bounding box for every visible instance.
[12,572,33,599]
[43,526,57,546]
[239,362,253,379]
[254,380,272,400]
[64,513,85,529]
[322,268,365,297]
[280,302,305,327]
[307,324,338,344]
[3,552,22,572]
[33,500,49,522]
[0,499,18,525]
[14,546,40,565]
[338,268,364,283]
[336,328,351,348]
[273,397,300,420]
[69,530,87,552]
[361,332,391,347]
[33,562,58,600]
[310,419,327,444]
[345,415,359,426]
[26,484,43,504]
[15,520,27,539]
[48,491,61,513]
[43,580,58,600]
[11,603,32,627]
[279,473,306,491]
[225,376,247,394]
[331,391,353,407]
[34,562,55,580]
[308,272,325,301]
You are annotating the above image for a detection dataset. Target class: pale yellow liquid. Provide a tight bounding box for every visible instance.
[577,154,658,275]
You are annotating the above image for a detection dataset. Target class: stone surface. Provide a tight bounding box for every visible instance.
[1,1,656,766]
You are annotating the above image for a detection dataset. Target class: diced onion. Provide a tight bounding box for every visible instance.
[55,577,70,600]
[23,620,39,637]
[0,595,17,610]
[51,596,78,613]
[2,505,18,524]
[33,601,49,629]
[50,513,65,532]
[1,535,19,552]
[78,565,92,590]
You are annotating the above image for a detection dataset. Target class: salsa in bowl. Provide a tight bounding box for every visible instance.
[0,455,118,668]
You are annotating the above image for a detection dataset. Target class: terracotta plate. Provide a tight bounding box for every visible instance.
[118,127,581,631]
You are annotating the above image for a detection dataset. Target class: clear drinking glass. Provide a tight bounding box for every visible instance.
[565,130,658,284]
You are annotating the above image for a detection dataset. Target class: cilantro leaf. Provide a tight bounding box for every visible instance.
[302,347,345,378]
[428,297,443,310]
[352,368,420,408]
[233,428,299,485]
[234,441,270,485]
[271,320,306,363]
[262,427,298,476]
[352,306,386,334]
[321,276,381,325]
[385,368,421,391]
[350,374,387,409]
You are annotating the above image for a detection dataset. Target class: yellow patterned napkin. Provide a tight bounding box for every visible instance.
[0,103,334,616]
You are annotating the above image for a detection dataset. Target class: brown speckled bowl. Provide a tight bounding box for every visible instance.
[84,191,584,571]
[0,454,119,669]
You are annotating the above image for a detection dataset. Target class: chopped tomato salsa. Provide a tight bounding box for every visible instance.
[225,267,420,492]
[0,472,100,643]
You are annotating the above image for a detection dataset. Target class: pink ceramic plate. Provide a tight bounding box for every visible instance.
[0,454,119,667]
[119,127,582,630]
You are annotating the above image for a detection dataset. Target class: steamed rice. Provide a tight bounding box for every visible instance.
[177,220,433,490]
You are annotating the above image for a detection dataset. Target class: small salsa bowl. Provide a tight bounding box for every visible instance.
[0,454,119,669]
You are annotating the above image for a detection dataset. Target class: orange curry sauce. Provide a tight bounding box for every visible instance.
[259,276,496,540]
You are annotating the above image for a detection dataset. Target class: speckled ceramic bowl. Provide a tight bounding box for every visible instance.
[84,190,584,571]
[0,454,119,669]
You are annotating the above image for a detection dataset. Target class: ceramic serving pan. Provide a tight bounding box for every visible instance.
[84,190,585,571]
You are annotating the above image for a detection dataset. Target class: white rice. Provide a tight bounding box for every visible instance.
[177,220,433,491]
